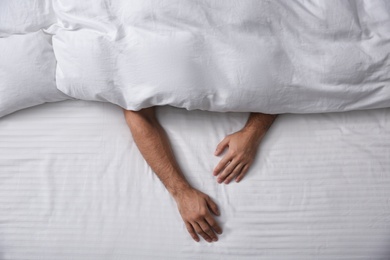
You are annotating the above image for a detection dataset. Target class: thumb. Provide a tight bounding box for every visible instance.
[206,197,220,216]
[215,136,230,156]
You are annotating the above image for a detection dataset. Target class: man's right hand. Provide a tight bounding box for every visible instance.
[124,108,222,243]
[174,188,222,243]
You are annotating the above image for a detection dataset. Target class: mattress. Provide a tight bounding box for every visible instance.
[0,100,389,259]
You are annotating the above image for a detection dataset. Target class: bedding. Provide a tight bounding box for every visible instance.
[0,100,390,259]
[0,0,55,36]
[0,1,70,118]
[1,0,389,116]
[52,0,390,113]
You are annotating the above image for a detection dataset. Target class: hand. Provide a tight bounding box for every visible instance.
[174,188,222,243]
[213,128,264,184]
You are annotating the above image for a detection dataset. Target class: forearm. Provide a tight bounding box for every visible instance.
[124,108,222,243]
[242,112,278,137]
[124,108,191,198]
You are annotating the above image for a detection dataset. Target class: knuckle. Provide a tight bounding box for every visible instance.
[198,230,206,236]
[226,176,234,182]
[185,225,191,231]
[225,165,233,172]
[197,213,205,219]
[238,154,247,161]
[229,148,237,155]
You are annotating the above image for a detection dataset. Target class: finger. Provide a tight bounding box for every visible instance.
[224,163,244,184]
[214,136,230,156]
[197,220,217,242]
[193,222,212,243]
[213,154,233,176]
[235,164,250,183]
[206,196,220,216]
[217,159,239,183]
[185,222,200,242]
[205,215,222,235]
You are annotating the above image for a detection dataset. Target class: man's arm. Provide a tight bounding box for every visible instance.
[123,107,222,243]
[213,112,278,184]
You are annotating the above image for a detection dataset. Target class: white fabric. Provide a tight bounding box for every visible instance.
[0,0,70,118]
[0,0,55,37]
[0,31,70,118]
[1,100,390,259]
[52,0,390,113]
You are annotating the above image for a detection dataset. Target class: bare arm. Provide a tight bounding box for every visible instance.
[123,107,222,243]
[213,112,278,184]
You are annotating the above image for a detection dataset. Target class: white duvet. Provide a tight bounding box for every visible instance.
[1,0,390,116]
[52,0,390,113]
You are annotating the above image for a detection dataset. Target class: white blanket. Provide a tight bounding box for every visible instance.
[51,0,390,113]
[1,0,390,116]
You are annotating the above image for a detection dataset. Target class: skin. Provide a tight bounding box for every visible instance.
[213,112,278,184]
[123,107,277,243]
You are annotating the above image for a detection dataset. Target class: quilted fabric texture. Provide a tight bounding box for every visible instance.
[0,0,71,118]
[51,0,390,113]
[1,0,390,116]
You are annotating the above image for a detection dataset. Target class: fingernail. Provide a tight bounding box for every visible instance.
[207,239,212,243]
[213,238,218,242]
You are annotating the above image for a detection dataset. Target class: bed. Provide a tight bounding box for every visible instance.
[1,100,389,259]
[1,0,390,259]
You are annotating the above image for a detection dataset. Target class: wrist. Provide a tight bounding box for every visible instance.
[241,125,266,143]
[170,182,193,200]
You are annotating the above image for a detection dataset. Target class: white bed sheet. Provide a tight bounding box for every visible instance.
[0,100,389,260]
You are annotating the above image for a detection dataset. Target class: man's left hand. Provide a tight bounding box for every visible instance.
[213,128,264,184]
